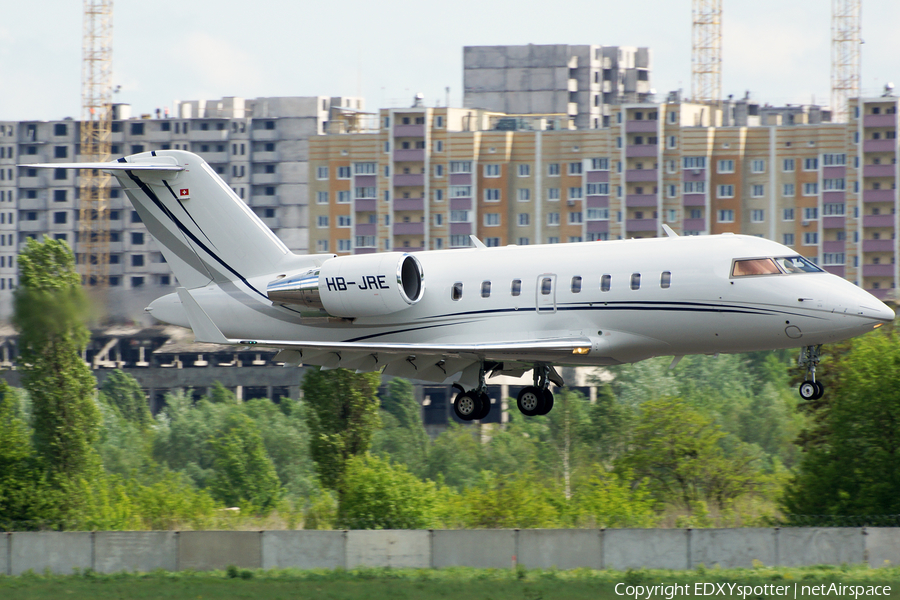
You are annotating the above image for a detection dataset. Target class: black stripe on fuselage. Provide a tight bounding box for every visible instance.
[343,320,477,343]
[125,170,269,301]
[162,180,217,250]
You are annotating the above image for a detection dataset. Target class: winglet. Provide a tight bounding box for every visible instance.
[469,235,487,249]
[662,224,679,238]
[176,287,231,345]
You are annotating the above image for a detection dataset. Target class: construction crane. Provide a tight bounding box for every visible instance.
[78,0,114,288]
[691,0,723,105]
[831,0,862,123]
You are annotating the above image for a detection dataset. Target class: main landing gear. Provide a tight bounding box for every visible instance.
[452,363,492,422]
[516,364,555,417]
[798,344,825,400]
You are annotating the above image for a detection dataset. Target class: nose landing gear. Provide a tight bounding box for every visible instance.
[798,344,825,400]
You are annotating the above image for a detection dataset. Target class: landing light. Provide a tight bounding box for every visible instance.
[874,324,883,329]
[572,347,590,355]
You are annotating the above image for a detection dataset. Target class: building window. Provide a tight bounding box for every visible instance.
[317,191,329,204]
[54,146,68,158]
[518,164,531,177]
[548,188,560,201]
[354,162,376,175]
[518,213,530,226]
[586,183,609,196]
[751,159,765,173]
[434,164,444,177]
[783,208,795,221]
[823,202,845,215]
[667,136,677,149]
[434,189,444,202]
[131,254,144,267]
[803,183,819,196]
[823,178,845,191]
[337,166,351,179]
[803,207,819,220]
[683,181,706,194]
[783,183,795,197]
[517,188,531,202]
[517,237,530,245]
[484,164,500,177]
[131,232,144,244]
[484,213,500,226]
[783,158,795,172]
[568,187,583,200]
[355,187,376,199]
[718,209,735,223]
[338,239,352,252]
[316,166,329,180]
[717,185,734,198]
[54,123,67,136]
[683,157,706,170]
[751,209,765,223]
[316,239,329,252]
[53,211,67,224]
[568,162,583,175]
[317,216,329,228]
[484,188,500,202]
[54,190,67,202]
[337,215,351,228]
[590,158,609,171]
[803,158,819,171]
[783,233,795,246]
[450,210,469,223]
[449,185,471,198]
[548,163,560,176]
[717,160,735,173]
[568,211,583,224]
[449,161,471,174]
[547,212,560,225]
[803,232,818,245]
[752,185,764,198]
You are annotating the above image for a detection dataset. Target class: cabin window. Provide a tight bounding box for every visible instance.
[481,281,491,298]
[600,274,611,292]
[451,282,463,300]
[571,276,582,293]
[660,271,671,289]
[511,279,522,296]
[732,258,780,277]
[540,277,552,295]
[630,273,641,290]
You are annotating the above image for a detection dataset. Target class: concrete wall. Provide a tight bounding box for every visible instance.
[1,528,897,574]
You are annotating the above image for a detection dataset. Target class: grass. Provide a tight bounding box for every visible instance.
[1,565,898,600]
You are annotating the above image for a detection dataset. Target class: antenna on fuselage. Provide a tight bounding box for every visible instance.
[469,235,487,249]
[661,224,679,238]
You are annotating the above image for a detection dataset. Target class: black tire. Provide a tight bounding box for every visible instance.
[813,381,825,399]
[517,386,545,417]
[476,392,492,420]
[799,380,818,400]
[537,389,554,415]
[453,392,482,421]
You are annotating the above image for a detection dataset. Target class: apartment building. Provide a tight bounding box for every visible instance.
[309,94,898,301]
[0,95,362,321]
[464,44,652,130]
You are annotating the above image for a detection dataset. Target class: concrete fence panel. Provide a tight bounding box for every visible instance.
[778,528,864,566]
[690,529,776,569]
[94,531,177,574]
[517,529,601,570]
[261,531,346,570]
[1,533,8,576]
[865,528,900,568]
[10,532,93,575]
[346,530,431,568]
[432,529,516,569]
[604,529,689,570]
[178,531,261,571]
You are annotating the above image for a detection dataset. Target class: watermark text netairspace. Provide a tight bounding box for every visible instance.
[615,583,893,600]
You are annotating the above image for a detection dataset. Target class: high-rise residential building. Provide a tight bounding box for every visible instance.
[309,93,900,301]
[0,95,363,321]
[464,44,652,130]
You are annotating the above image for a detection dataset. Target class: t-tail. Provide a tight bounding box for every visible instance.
[23,150,318,290]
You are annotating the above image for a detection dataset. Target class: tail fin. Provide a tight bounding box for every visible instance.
[25,150,291,290]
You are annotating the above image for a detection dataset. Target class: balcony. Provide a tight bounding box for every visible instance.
[394,173,425,187]
[586,171,609,183]
[251,173,280,185]
[394,149,425,162]
[449,222,472,236]
[394,124,425,137]
[354,199,376,212]
[355,223,376,236]
[822,166,845,178]
[625,194,657,207]
[864,189,896,203]
[682,170,706,182]
[683,218,705,231]
[823,241,845,253]
[822,216,845,229]
[863,139,896,153]
[586,196,609,209]
[863,264,894,277]
[625,120,658,133]
[393,222,424,236]
[824,266,845,277]
[863,239,894,252]
[683,194,705,207]
[355,174,377,186]
[866,288,891,300]
[864,114,897,127]
[586,220,609,234]
[393,198,424,211]
[863,214,895,228]
[449,173,472,185]
[625,144,658,158]
[450,198,471,210]
[626,218,658,232]
[625,169,658,183]
[863,164,895,178]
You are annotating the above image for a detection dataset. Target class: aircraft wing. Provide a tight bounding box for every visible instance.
[176,288,586,386]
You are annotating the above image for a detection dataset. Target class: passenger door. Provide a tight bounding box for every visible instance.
[536,274,557,314]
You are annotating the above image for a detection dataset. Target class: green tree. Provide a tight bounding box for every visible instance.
[545,388,591,499]
[571,466,658,528]
[783,326,900,518]
[370,378,429,477]
[301,369,381,491]
[338,453,437,529]
[208,412,283,510]
[13,238,101,511]
[617,397,761,510]
[100,370,151,427]
[424,424,484,490]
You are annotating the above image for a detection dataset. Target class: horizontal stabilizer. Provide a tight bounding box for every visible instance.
[176,287,230,345]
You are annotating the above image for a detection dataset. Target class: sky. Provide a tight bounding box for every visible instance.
[1,0,898,122]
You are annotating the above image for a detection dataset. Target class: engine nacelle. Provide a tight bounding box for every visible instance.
[266,253,424,318]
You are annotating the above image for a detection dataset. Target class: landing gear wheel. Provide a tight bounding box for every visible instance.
[475,392,492,420]
[453,392,482,421]
[799,380,821,401]
[536,389,554,415]
[517,386,545,417]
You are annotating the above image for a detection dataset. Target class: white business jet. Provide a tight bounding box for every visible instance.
[29,150,894,419]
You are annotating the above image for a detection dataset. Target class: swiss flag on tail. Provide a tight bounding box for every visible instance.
[180,188,190,197]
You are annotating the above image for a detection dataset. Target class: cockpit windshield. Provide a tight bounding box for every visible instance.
[732,255,823,278]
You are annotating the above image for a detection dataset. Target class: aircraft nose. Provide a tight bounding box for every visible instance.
[862,299,895,323]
